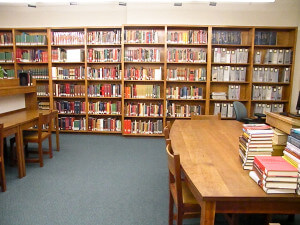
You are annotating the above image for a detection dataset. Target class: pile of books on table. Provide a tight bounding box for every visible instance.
[249,156,298,194]
[239,124,274,170]
[282,128,300,195]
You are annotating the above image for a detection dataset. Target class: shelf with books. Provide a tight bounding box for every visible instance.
[212,27,253,46]
[210,102,238,119]
[166,100,204,118]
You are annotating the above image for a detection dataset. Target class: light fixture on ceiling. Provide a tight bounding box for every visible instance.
[209,1,217,6]
[174,2,182,6]
[27,3,36,7]
[0,0,276,3]
[70,2,77,5]
[119,1,127,6]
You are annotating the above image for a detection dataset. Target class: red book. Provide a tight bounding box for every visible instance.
[253,156,298,177]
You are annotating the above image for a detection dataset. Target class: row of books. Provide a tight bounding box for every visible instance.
[252,85,283,101]
[166,86,203,99]
[88,101,121,115]
[58,117,86,131]
[228,85,241,100]
[213,48,248,64]
[87,84,121,98]
[0,68,14,79]
[53,84,85,97]
[124,30,160,44]
[249,156,298,194]
[52,48,84,62]
[52,67,85,80]
[37,85,49,96]
[211,92,227,100]
[38,101,50,110]
[88,118,121,132]
[0,32,13,45]
[87,30,121,45]
[51,32,84,45]
[124,48,161,62]
[254,31,277,45]
[166,67,206,81]
[16,49,48,63]
[124,102,163,117]
[123,119,163,134]
[282,129,300,194]
[239,124,274,170]
[212,30,241,45]
[167,30,208,44]
[254,49,292,65]
[214,103,236,118]
[253,103,284,115]
[253,67,290,83]
[87,66,121,80]
[166,103,201,118]
[18,68,49,80]
[124,84,161,99]
[0,52,13,62]
[212,66,246,82]
[87,48,121,62]
[124,67,162,81]
[167,48,207,63]
[15,33,47,45]
[54,100,86,114]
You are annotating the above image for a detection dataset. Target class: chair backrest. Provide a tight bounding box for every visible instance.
[166,144,183,207]
[38,113,52,139]
[191,113,221,120]
[233,101,248,121]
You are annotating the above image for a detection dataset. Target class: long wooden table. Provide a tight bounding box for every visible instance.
[0,109,58,178]
[170,120,300,225]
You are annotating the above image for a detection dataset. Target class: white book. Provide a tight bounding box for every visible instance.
[225,50,231,63]
[277,49,284,64]
[223,66,230,81]
[230,50,237,63]
[271,49,278,64]
[154,67,162,80]
[220,48,227,63]
[284,49,291,64]
[253,68,258,82]
[227,103,234,118]
[239,67,246,81]
[52,67,57,79]
[214,103,221,115]
[66,49,83,62]
[221,103,228,118]
[264,68,269,82]
[243,49,249,63]
[217,66,224,81]
[212,67,218,81]
[254,51,261,64]
[277,86,282,100]
[214,48,221,63]
[282,68,290,82]
[229,67,236,81]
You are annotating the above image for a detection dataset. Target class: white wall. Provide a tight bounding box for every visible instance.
[0,0,299,111]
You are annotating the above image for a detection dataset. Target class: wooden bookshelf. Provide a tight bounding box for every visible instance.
[0,25,296,136]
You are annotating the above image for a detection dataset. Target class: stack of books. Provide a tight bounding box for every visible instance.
[239,124,274,170]
[211,92,226,100]
[249,156,298,194]
[282,128,300,195]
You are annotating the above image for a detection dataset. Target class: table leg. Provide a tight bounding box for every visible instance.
[15,130,23,178]
[200,201,216,225]
[18,127,26,177]
[55,115,60,151]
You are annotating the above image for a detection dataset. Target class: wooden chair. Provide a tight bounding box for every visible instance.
[166,143,201,225]
[23,112,53,167]
[0,124,6,192]
[191,113,221,120]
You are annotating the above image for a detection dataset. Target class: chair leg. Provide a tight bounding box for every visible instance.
[38,142,43,167]
[169,191,174,225]
[176,208,183,225]
[48,136,53,159]
[0,158,6,192]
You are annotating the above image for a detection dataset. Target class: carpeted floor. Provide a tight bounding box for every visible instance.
[0,134,299,225]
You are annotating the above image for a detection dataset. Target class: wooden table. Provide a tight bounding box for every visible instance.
[170,120,300,225]
[266,112,300,134]
[0,109,58,178]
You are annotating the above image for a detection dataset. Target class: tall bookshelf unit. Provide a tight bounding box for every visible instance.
[0,25,297,136]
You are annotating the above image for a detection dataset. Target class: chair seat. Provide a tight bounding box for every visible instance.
[170,181,199,205]
[23,131,51,142]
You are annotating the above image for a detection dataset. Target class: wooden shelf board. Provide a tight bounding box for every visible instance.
[0,85,36,97]
[211,81,249,84]
[252,82,290,85]
[124,98,164,100]
[53,96,86,99]
[209,99,248,102]
[87,79,122,82]
[166,80,206,83]
[87,44,121,47]
[124,116,164,118]
[87,61,121,64]
[58,113,86,116]
[122,133,164,137]
[124,80,164,82]
[253,64,291,67]
[251,100,288,103]
[211,63,250,66]
[167,98,206,101]
[124,61,163,64]
[16,44,48,47]
[167,62,207,65]
[88,96,121,99]
[51,44,85,47]
[167,43,208,47]
[53,79,85,82]
[124,43,165,47]
[254,45,294,48]
[88,114,122,116]
[212,44,251,47]
[52,62,85,64]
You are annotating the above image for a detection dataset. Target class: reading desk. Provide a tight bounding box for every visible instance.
[170,120,300,225]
